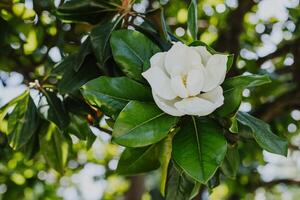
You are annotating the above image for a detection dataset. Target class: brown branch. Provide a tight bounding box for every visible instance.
[257,179,300,189]
[125,176,145,200]
[254,89,300,123]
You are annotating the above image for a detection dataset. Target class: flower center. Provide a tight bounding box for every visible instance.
[182,75,187,87]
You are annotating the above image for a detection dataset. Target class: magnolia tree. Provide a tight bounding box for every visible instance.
[1,0,299,199]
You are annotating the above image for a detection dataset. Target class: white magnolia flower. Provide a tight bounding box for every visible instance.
[142,42,228,116]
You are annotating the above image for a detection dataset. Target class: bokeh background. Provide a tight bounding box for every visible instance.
[1,0,300,199]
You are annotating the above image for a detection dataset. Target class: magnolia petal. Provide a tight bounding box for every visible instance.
[186,47,203,68]
[171,75,189,98]
[199,86,224,108]
[174,97,216,116]
[152,91,184,116]
[202,54,228,92]
[192,46,212,65]
[186,68,205,96]
[142,67,176,100]
[150,52,167,72]
[165,42,202,76]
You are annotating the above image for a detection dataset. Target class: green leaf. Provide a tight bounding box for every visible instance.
[7,94,40,150]
[236,111,288,156]
[86,128,96,150]
[81,76,152,118]
[19,125,41,160]
[221,145,239,179]
[226,54,234,71]
[67,114,96,149]
[67,114,88,140]
[160,8,172,42]
[165,163,200,200]
[56,0,118,24]
[173,117,227,183]
[159,132,175,196]
[90,17,122,66]
[116,144,161,175]
[64,92,94,116]
[229,115,238,133]
[217,75,271,117]
[0,91,28,123]
[57,54,101,94]
[113,101,179,147]
[39,123,70,174]
[110,29,160,81]
[40,90,70,130]
[74,37,93,71]
[187,0,198,40]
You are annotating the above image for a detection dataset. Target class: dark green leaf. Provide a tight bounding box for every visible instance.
[165,163,200,200]
[7,94,40,150]
[90,17,122,66]
[40,90,70,130]
[19,126,41,160]
[81,76,152,118]
[173,117,227,183]
[57,55,101,94]
[64,92,94,116]
[116,144,161,175]
[113,101,178,147]
[56,0,118,24]
[160,8,172,42]
[227,54,234,71]
[86,129,96,150]
[236,111,288,156]
[217,75,271,117]
[67,114,88,140]
[187,0,198,40]
[221,145,239,179]
[39,122,70,174]
[74,38,93,71]
[110,29,160,81]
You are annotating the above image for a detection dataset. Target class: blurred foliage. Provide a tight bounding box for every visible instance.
[0,0,300,200]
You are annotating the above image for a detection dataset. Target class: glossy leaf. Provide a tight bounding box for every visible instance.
[7,93,40,150]
[81,76,152,117]
[90,17,122,66]
[56,0,118,24]
[187,0,198,40]
[19,126,41,160]
[173,117,227,183]
[57,55,101,94]
[74,38,92,71]
[221,145,240,179]
[236,111,288,156]
[116,144,160,175]
[160,8,172,42]
[217,75,271,117]
[0,91,28,123]
[113,101,178,147]
[39,123,70,174]
[110,29,160,81]
[40,90,70,130]
[64,92,94,116]
[67,114,88,140]
[165,163,199,200]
